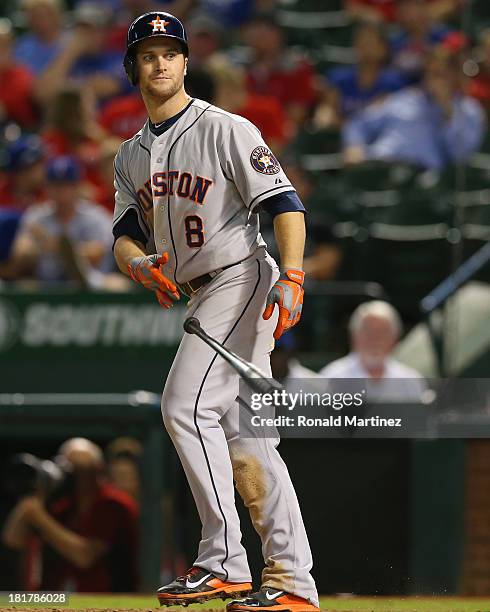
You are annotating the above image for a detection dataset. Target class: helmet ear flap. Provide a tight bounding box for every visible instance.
[124,51,138,86]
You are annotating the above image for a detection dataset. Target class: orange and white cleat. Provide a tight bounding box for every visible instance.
[226,588,321,612]
[157,566,253,607]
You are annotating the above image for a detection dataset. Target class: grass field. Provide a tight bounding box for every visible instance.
[4,594,489,612]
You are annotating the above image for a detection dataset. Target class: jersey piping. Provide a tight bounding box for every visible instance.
[249,185,294,209]
[165,104,212,285]
[192,257,262,581]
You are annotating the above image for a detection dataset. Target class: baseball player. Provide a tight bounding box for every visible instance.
[112,12,319,612]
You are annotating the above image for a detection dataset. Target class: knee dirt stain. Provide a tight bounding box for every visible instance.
[231,452,294,593]
[231,453,267,538]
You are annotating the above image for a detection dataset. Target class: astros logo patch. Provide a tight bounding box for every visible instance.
[250,146,280,175]
[149,15,169,32]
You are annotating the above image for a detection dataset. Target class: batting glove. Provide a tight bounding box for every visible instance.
[263,268,305,340]
[128,252,180,309]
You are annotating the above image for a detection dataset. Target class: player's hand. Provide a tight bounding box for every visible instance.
[262,269,305,340]
[127,252,180,309]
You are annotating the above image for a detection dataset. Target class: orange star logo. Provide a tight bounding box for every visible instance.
[259,154,273,169]
[149,16,169,33]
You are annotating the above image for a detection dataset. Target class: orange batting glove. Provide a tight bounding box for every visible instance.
[262,268,305,340]
[128,252,180,309]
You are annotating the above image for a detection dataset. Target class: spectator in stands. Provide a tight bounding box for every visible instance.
[345,0,398,23]
[468,28,490,119]
[304,220,342,281]
[0,19,38,129]
[0,135,46,209]
[0,135,47,279]
[325,22,408,117]
[390,0,455,83]
[43,85,117,201]
[186,14,223,69]
[345,0,463,24]
[34,2,127,107]
[8,155,114,287]
[106,437,142,502]
[198,0,254,28]
[97,91,147,140]
[185,67,216,102]
[0,210,22,280]
[208,57,290,152]
[239,13,316,129]
[93,139,120,212]
[319,300,427,401]
[14,0,67,76]
[1,437,139,591]
[343,46,485,169]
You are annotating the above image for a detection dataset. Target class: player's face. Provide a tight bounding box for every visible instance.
[137,38,187,100]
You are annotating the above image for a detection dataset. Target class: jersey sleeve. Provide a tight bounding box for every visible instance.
[113,145,151,245]
[219,119,294,211]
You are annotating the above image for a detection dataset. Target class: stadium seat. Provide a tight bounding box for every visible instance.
[476,130,490,154]
[455,192,490,226]
[289,127,342,174]
[276,2,354,70]
[277,4,350,48]
[332,221,371,281]
[341,161,403,191]
[387,185,452,226]
[306,173,350,221]
[441,162,490,191]
[366,223,453,323]
[439,164,490,226]
[467,0,490,37]
[0,1,16,18]
[340,162,400,224]
[340,162,449,226]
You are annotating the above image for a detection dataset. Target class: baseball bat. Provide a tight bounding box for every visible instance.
[183,317,283,395]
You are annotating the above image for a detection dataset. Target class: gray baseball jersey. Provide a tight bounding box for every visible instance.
[113,98,318,605]
[113,98,294,284]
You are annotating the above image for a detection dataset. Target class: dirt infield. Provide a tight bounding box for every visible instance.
[3,597,490,612]
[0,608,489,612]
[0,609,225,612]
[0,609,337,612]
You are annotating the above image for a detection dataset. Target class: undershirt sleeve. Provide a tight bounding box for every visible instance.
[112,208,147,246]
[260,190,306,219]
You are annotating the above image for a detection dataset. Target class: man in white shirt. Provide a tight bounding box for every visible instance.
[319,300,427,402]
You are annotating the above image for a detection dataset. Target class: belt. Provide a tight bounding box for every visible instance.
[178,260,244,297]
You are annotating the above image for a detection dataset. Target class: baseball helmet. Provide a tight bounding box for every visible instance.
[124,11,188,86]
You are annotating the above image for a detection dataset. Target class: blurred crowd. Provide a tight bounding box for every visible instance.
[0,0,487,293]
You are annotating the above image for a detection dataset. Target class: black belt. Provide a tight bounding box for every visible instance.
[178,260,244,296]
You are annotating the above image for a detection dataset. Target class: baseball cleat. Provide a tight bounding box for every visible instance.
[226,588,320,612]
[157,566,253,606]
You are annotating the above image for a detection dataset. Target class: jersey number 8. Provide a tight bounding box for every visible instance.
[185,215,204,248]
